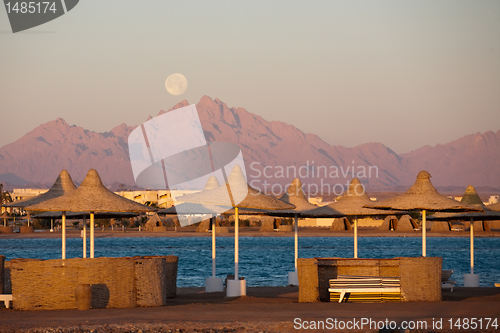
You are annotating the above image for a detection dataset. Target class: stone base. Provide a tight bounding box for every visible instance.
[20,226,34,233]
[288,271,298,286]
[215,226,229,233]
[464,273,480,287]
[0,226,13,233]
[205,277,224,292]
[226,278,246,297]
[278,225,293,232]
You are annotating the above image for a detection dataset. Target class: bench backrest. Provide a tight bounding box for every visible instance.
[441,269,454,282]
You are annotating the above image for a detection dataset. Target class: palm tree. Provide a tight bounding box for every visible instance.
[0,184,13,206]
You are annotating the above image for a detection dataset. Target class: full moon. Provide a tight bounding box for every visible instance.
[165,73,188,95]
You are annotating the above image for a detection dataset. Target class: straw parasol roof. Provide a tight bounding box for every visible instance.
[365,171,483,212]
[279,178,317,212]
[32,211,139,219]
[461,185,484,206]
[3,170,77,208]
[487,201,500,211]
[158,176,232,221]
[306,178,400,217]
[27,169,154,213]
[0,212,10,219]
[177,165,295,210]
[204,176,220,191]
[429,185,500,221]
[158,203,233,216]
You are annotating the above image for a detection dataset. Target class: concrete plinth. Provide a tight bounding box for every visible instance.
[226,279,246,297]
[205,277,224,293]
[288,271,298,286]
[464,273,480,287]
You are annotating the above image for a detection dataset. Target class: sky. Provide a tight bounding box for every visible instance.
[1,1,499,154]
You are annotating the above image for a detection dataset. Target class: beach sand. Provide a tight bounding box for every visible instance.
[1,227,500,332]
[1,287,500,332]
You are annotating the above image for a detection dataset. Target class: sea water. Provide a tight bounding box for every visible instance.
[0,237,499,287]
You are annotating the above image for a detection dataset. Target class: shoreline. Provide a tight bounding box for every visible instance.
[1,226,500,239]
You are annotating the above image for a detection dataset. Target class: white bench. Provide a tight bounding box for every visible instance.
[328,287,401,303]
[329,275,401,303]
[0,294,13,309]
[441,269,456,292]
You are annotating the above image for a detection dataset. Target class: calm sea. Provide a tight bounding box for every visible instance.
[1,237,499,287]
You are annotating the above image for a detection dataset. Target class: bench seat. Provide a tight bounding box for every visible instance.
[329,275,401,303]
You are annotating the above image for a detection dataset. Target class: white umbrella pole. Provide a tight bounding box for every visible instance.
[83,216,87,258]
[354,216,358,258]
[235,207,239,281]
[212,216,216,278]
[422,210,427,257]
[62,211,66,259]
[470,217,474,274]
[90,212,95,258]
[294,214,298,271]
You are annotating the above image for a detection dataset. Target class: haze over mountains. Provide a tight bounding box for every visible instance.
[0,96,499,194]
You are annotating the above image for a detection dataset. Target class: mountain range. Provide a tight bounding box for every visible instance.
[0,96,499,195]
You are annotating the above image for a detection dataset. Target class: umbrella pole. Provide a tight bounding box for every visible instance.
[354,216,358,259]
[90,212,95,258]
[294,214,298,272]
[62,211,66,259]
[235,207,239,281]
[470,217,474,274]
[83,216,87,258]
[422,210,427,257]
[212,216,216,278]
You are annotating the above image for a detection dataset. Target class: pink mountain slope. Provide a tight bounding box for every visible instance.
[0,96,498,193]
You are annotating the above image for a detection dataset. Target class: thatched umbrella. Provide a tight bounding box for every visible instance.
[365,171,482,256]
[3,170,77,255]
[277,178,317,285]
[159,176,228,292]
[429,185,500,284]
[27,169,154,259]
[305,178,401,258]
[2,169,77,209]
[486,201,500,211]
[33,211,139,219]
[177,165,294,297]
[0,212,9,227]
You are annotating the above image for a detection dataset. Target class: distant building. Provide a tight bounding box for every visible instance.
[114,189,201,208]
[489,195,499,205]
[11,188,49,202]
[308,197,333,207]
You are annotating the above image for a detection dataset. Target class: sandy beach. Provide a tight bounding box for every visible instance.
[2,227,500,332]
[1,286,500,332]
